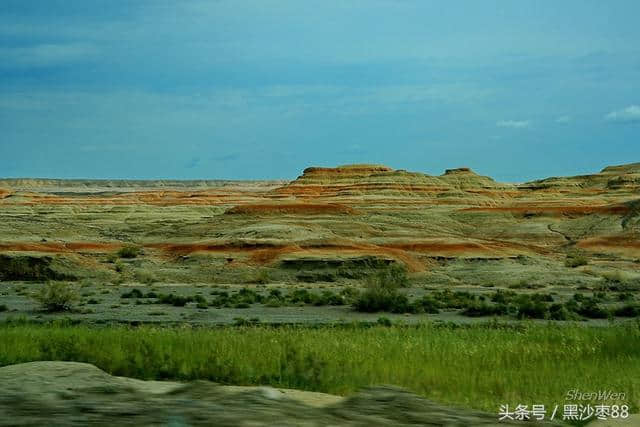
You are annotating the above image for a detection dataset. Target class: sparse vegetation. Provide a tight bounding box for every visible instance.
[249,269,271,284]
[134,270,157,284]
[565,253,589,268]
[354,266,411,313]
[0,255,74,281]
[614,304,640,317]
[32,282,79,312]
[116,245,142,259]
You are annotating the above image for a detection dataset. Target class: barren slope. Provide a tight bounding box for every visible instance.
[0,163,638,288]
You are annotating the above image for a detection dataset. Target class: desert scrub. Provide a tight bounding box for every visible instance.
[0,322,639,415]
[116,245,142,259]
[32,282,79,312]
[249,268,271,284]
[565,253,589,268]
[134,270,157,284]
[353,265,411,313]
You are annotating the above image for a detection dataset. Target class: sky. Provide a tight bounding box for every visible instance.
[1,0,639,182]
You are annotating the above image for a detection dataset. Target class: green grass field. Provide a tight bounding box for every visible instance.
[0,320,638,415]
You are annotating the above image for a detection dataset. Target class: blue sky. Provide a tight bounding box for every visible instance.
[1,1,639,181]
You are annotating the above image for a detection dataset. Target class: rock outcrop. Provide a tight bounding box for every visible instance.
[0,362,546,426]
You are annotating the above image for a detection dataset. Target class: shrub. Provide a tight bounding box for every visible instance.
[617,292,634,301]
[577,300,610,319]
[508,281,546,290]
[377,316,392,326]
[269,289,282,299]
[613,304,640,317]
[548,303,570,320]
[354,266,411,313]
[157,293,193,307]
[601,270,633,284]
[0,304,7,312]
[134,270,157,284]
[121,289,144,299]
[412,296,440,314]
[339,287,359,302]
[114,261,125,273]
[265,299,281,308]
[33,282,79,312]
[288,289,314,304]
[431,290,476,309]
[565,254,588,268]
[117,245,142,259]
[533,293,554,302]
[249,269,270,284]
[462,302,508,317]
[312,290,345,306]
[490,290,516,304]
[233,317,250,326]
[516,298,549,319]
[354,291,410,313]
[375,264,410,288]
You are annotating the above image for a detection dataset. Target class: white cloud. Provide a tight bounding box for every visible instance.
[556,115,571,123]
[496,120,531,129]
[605,105,640,123]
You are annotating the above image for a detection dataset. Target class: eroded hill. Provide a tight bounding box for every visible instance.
[0,163,639,314]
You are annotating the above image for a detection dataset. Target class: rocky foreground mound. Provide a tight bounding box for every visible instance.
[0,361,550,426]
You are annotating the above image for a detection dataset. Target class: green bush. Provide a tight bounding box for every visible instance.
[613,304,640,317]
[32,282,79,312]
[374,264,410,288]
[114,261,125,273]
[249,269,271,284]
[576,300,610,319]
[117,245,142,259]
[353,266,411,313]
[134,270,157,284]
[548,304,571,320]
[565,254,589,268]
[431,290,476,309]
[121,289,144,299]
[618,292,634,302]
[354,291,410,313]
[462,302,508,317]
[516,299,548,319]
[313,290,345,306]
[157,293,193,307]
[376,316,392,326]
[490,290,516,304]
[232,317,250,326]
[412,296,440,314]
